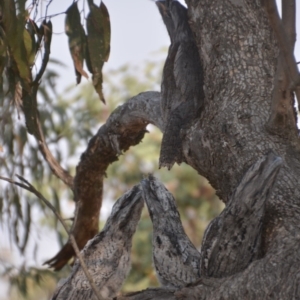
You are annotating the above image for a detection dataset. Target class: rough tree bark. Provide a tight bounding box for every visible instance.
[47,0,300,298]
[116,0,300,298]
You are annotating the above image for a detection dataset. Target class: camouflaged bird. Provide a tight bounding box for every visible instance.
[200,152,282,278]
[141,175,201,288]
[51,185,144,300]
[156,0,204,170]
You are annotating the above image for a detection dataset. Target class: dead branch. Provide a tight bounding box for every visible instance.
[44,91,163,270]
[0,175,104,300]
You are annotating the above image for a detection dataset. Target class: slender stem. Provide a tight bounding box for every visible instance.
[0,175,104,300]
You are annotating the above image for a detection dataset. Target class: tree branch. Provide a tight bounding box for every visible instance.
[118,288,177,300]
[33,20,52,85]
[0,175,104,300]
[22,87,74,190]
[114,153,300,300]
[282,0,296,47]
[263,0,300,103]
[200,152,282,277]
[266,0,298,136]
[44,91,163,270]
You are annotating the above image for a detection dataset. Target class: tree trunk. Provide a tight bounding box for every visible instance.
[48,0,300,298]
[117,0,300,298]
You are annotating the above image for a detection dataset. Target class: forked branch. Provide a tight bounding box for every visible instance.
[44,91,163,271]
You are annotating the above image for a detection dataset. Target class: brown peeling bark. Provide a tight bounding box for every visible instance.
[113,0,300,298]
[50,0,300,298]
[266,0,298,138]
[44,91,162,270]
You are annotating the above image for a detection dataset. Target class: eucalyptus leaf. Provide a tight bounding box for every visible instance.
[86,1,111,103]
[22,91,38,135]
[26,19,38,65]
[65,2,88,84]
[23,28,36,66]
[2,2,31,91]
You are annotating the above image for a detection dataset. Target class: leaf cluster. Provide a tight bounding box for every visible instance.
[65,1,110,103]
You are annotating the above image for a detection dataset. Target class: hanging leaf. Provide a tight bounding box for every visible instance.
[86,1,111,103]
[33,20,52,85]
[65,2,88,84]
[0,27,7,95]
[20,200,31,253]
[23,28,36,66]
[36,20,45,50]
[2,2,31,91]
[22,90,38,135]
[26,19,38,65]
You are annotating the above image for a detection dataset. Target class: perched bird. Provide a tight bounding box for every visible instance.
[200,152,282,278]
[141,175,201,288]
[51,185,144,300]
[156,0,204,170]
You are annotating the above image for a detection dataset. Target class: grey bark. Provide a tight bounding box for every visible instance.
[179,0,300,297]
[157,0,204,169]
[118,0,300,298]
[141,175,201,287]
[51,185,144,300]
[45,91,162,270]
[200,152,282,278]
[51,0,300,298]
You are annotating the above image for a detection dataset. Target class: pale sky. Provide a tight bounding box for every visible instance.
[46,0,300,93]
[45,0,179,92]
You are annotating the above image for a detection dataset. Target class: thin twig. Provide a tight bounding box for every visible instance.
[264,0,300,106]
[0,175,104,300]
[45,0,53,18]
[27,20,74,189]
[34,20,52,85]
[36,11,66,22]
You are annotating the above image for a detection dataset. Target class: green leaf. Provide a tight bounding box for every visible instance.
[20,200,31,253]
[22,91,38,135]
[65,2,88,84]
[26,19,38,65]
[23,28,36,66]
[0,27,7,95]
[86,1,111,103]
[2,2,31,91]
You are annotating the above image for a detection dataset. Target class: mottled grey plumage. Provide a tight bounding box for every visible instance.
[200,152,282,278]
[141,175,201,288]
[157,0,204,170]
[51,185,144,300]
